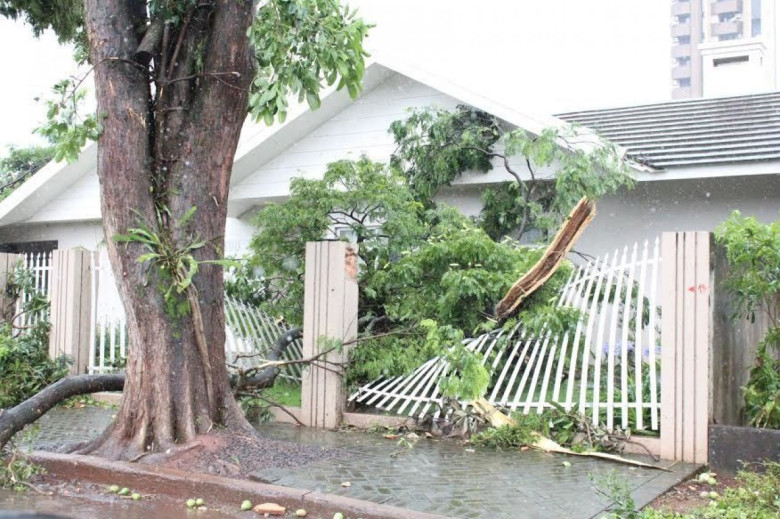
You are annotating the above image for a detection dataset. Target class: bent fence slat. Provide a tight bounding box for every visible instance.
[349,237,663,433]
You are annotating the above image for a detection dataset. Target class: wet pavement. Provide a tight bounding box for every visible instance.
[0,488,243,519]
[4,406,699,519]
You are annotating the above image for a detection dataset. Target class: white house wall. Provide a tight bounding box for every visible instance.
[0,221,104,250]
[577,174,780,255]
[231,73,461,205]
[26,170,101,224]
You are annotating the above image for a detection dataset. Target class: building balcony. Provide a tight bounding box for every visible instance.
[672,64,692,80]
[711,20,743,37]
[672,23,692,38]
[711,0,743,16]
[671,2,691,16]
[672,44,692,58]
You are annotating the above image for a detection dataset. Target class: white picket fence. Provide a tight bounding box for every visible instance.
[350,237,663,432]
[87,250,302,378]
[12,251,52,333]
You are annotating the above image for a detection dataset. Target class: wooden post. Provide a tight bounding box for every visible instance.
[660,232,711,463]
[710,240,777,426]
[48,249,92,375]
[0,253,19,323]
[301,241,358,428]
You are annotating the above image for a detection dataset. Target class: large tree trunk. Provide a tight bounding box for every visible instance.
[80,0,256,460]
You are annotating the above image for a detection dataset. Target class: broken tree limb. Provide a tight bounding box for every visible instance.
[0,374,124,453]
[133,18,165,65]
[471,398,669,471]
[495,197,596,320]
[232,327,302,389]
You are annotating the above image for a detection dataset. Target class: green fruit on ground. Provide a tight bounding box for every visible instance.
[333,513,344,519]
[131,493,141,501]
[118,488,130,496]
[709,491,719,499]
[240,500,252,511]
[195,498,205,506]
[108,485,120,493]
[186,499,196,508]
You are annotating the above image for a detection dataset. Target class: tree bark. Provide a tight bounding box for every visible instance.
[0,375,124,452]
[80,0,256,460]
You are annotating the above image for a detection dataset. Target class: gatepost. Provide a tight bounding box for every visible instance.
[48,249,92,375]
[300,241,359,428]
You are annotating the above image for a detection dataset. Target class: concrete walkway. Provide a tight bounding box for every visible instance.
[23,407,698,519]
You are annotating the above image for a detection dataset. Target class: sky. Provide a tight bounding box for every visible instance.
[0,0,671,158]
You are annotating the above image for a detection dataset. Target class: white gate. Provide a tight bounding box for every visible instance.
[350,238,663,432]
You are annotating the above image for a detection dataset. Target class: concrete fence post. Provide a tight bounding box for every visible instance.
[660,231,711,463]
[48,249,92,374]
[300,241,359,428]
[0,252,19,323]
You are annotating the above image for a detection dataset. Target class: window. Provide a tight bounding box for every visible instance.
[713,55,750,67]
[752,0,762,36]
[677,78,691,87]
[0,240,57,254]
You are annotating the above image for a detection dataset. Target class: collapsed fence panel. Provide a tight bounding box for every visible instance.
[350,237,663,433]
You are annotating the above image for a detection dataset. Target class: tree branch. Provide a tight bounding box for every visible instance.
[134,18,165,65]
[0,374,124,452]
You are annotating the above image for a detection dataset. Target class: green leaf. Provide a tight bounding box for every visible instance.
[202,258,241,269]
[177,206,197,227]
[136,253,159,264]
[306,92,321,110]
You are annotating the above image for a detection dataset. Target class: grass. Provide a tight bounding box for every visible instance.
[262,380,302,408]
[599,462,780,518]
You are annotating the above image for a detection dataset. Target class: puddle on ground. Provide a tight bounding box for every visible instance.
[0,488,245,519]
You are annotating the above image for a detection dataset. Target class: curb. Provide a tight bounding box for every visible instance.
[30,451,450,519]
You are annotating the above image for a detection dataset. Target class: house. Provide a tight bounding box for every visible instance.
[0,54,777,264]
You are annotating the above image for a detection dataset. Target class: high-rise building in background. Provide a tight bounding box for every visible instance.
[671,0,780,98]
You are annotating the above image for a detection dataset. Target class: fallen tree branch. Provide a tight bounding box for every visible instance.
[230,327,302,389]
[495,197,596,319]
[471,398,668,471]
[0,374,124,453]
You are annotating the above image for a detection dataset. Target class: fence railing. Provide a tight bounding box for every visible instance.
[350,237,663,433]
[86,247,302,378]
[88,297,303,379]
[12,251,52,333]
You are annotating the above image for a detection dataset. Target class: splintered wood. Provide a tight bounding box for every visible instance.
[471,398,666,470]
[495,197,596,319]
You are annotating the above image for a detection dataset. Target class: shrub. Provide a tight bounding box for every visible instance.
[715,212,780,428]
[0,321,68,409]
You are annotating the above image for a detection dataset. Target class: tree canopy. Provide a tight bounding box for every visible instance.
[391,105,633,240]
[244,105,632,396]
[0,145,54,199]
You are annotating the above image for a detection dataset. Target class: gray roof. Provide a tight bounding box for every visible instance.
[556,92,780,168]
